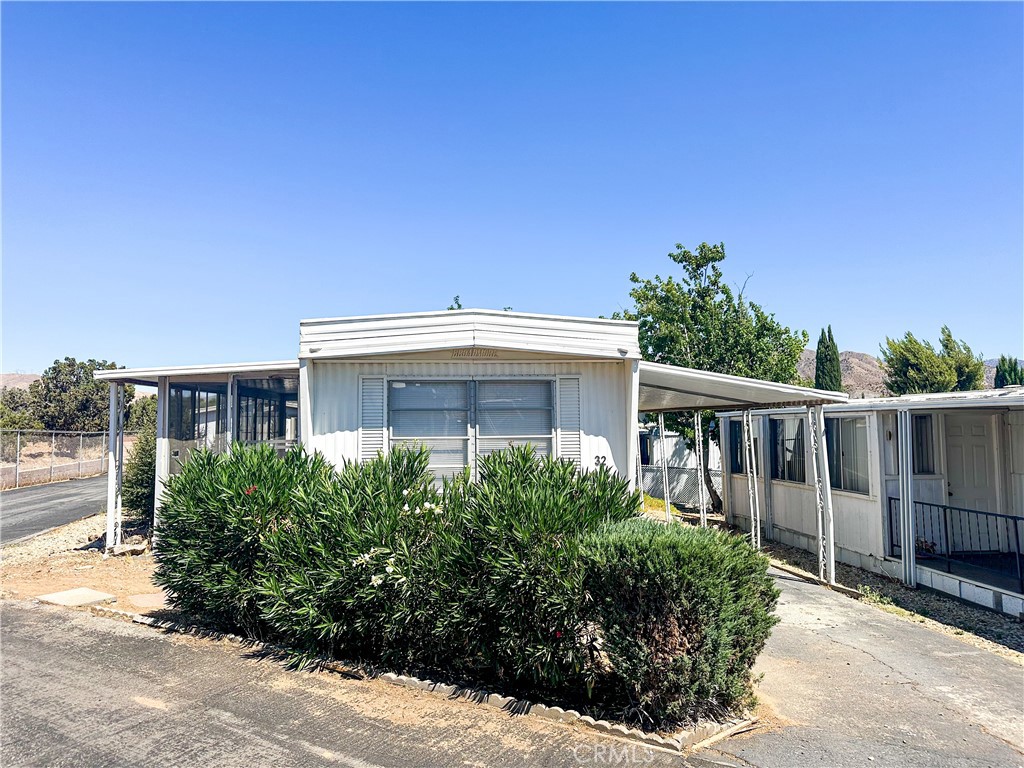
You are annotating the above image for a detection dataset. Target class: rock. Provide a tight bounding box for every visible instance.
[111,542,147,557]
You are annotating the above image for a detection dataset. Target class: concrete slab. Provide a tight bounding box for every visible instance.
[37,588,115,607]
[127,593,166,611]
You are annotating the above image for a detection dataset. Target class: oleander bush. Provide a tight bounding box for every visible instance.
[584,518,779,725]
[153,443,778,728]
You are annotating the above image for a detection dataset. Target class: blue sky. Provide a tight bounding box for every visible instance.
[3,2,1022,374]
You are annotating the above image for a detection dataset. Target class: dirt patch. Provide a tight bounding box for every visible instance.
[1,514,158,608]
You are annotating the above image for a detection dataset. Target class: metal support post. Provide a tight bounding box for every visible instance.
[658,412,671,523]
[49,432,55,482]
[742,410,760,547]
[14,432,20,488]
[78,432,84,478]
[694,411,708,527]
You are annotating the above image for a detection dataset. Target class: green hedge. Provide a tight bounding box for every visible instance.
[153,444,778,728]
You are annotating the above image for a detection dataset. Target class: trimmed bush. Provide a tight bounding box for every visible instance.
[154,443,778,728]
[585,518,779,725]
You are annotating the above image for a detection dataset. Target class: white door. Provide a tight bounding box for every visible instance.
[944,412,998,513]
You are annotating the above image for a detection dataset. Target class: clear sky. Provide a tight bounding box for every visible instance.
[3,2,1022,374]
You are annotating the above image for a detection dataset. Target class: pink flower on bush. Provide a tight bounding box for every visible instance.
[244,485,258,496]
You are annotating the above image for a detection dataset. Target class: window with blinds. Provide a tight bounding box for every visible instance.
[387,379,556,477]
[389,381,470,478]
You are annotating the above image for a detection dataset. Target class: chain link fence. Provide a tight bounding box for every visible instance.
[641,464,723,511]
[0,430,138,490]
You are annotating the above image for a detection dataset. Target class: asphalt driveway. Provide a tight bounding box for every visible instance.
[708,570,1024,768]
[0,475,107,544]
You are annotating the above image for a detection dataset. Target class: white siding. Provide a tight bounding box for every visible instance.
[306,359,630,476]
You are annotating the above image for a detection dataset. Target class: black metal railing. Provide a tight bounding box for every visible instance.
[888,497,1024,595]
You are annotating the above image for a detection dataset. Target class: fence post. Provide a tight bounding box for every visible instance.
[14,431,20,488]
[78,432,84,478]
[1014,521,1023,596]
[943,505,953,573]
[49,432,55,482]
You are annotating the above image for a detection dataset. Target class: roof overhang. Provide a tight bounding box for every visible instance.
[93,360,299,388]
[638,361,849,412]
[299,309,640,361]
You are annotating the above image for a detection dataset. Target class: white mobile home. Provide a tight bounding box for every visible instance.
[720,388,1024,616]
[95,309,845,549]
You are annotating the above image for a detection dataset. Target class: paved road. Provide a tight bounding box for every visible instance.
[706,571,1024,768]
[1,602,719,768]
[0,475,107,544]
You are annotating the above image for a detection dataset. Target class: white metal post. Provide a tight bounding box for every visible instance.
[748,411,761,547]
[897,408,917,586]
[152,377,170,547]
[694,411,707,527]
[115,384,125,547]
[742,410,760,547]
[78,432,84,478]
[625,359,640,493]
[636,425,646,514]
[105,384,118,551]
[14,431,20,488]
[815,405,836,584]
[49,432,55,482]
[658,412,671,523]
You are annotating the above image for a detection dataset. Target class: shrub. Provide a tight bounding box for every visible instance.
[155,443,778,728]
[122,424,156,524]
[584,518,779,725]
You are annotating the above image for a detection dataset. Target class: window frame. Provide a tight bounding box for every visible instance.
[769,416,807,485]
[386,376,557,479]
[825,415,870,496]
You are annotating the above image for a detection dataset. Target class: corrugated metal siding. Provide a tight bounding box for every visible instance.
[308,359,629,475]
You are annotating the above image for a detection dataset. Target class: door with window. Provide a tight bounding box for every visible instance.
[944,412,998,513]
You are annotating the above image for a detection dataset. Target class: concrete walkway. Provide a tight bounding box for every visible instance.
[711,570,1024,768]
[0,475,106,544]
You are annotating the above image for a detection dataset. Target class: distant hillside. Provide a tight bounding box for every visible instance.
[799,352,1014,396]
[1,373,40,391]
[798,350,886,398]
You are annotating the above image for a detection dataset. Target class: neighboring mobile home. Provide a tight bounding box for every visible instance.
[720,388,1024,616]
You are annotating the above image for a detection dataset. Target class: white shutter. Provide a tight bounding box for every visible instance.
[359,377,386,462]
[557,377,582,467]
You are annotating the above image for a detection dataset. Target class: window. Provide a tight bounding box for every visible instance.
[168,384,228,474]
[893,413,936,475]
[769,417,806,483]
[728,419,759,475]
[389,381,470,478]
[911,414,935,475]
[387,379,554,478]
[825,417,869,494]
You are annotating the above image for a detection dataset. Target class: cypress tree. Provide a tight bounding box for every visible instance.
[814,326,843,392]
[995,355,1024,388]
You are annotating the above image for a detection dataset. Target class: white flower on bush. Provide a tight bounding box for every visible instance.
[352,552,373,568]
[369,574,385,587]
[402,489,410,497]
[402,503,410,512]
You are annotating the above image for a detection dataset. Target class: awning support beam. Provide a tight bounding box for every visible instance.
[807,405,836,584]
[694,411,707,527]
[658,413,672,522]
[743,410,761,548]
[897,408,917,586]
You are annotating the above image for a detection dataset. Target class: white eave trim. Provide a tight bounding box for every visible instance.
[94,360,299,386]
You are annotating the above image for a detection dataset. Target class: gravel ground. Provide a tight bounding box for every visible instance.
[764,539,1024,664]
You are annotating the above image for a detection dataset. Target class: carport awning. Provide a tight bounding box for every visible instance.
[637,361,848,412]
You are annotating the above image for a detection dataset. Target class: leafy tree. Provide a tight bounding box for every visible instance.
[618,242,808,511]
[29,358,133,432]
[939,326,984,392]
[0,387,42,430]
[995,356,1024,388]
[814,326,842,392]
[880,327,983,395]
[447,295,463,310]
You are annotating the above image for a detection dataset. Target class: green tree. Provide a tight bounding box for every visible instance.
[0,387,42,430]
[447,295,463,310]
[618,242,808,511]
[880,327,984,395]
[994,356,1024,388]
[29,358,133,432]
[814,326,842,392]
[121,423,156,525]
[127,395,158,432]
[939,326,984,392]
